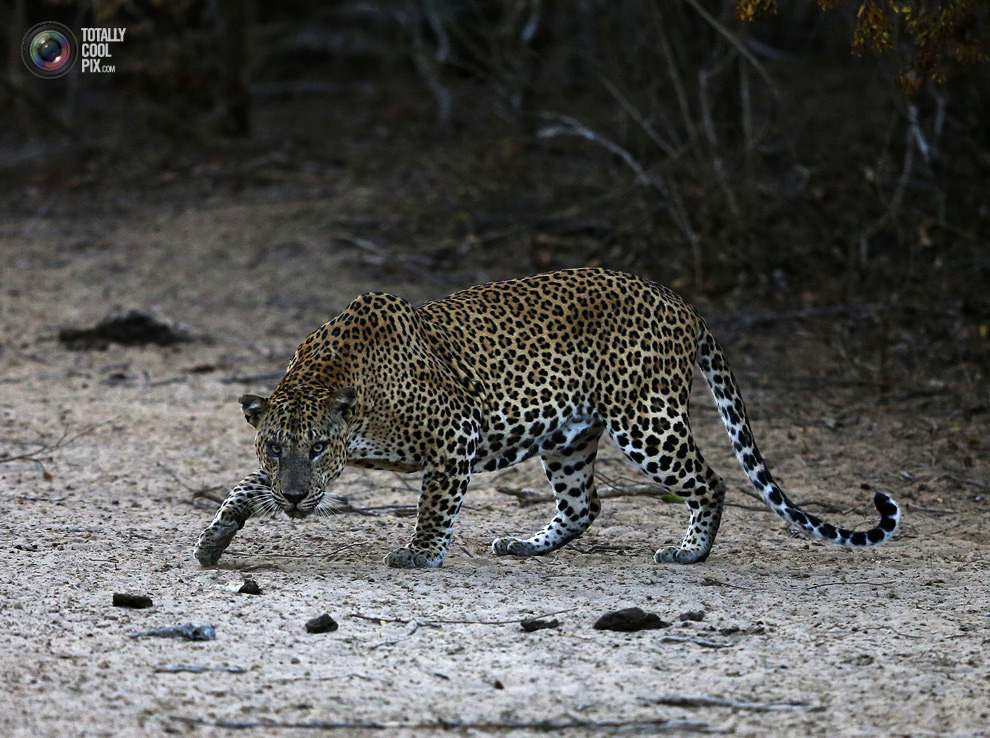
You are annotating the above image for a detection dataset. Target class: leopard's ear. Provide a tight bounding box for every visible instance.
[238,395,269,428]
[331,386,357,421]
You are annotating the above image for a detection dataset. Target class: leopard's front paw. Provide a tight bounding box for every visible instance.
[383,545,444,569]
[491,536,539,557]
[194,519,241,567]
[653,546,710,565]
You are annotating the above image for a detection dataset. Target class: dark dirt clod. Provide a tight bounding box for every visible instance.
[520,617,560,633]
[113,592,153,609]
[593,607,670,632]
[238,577,261,595]
[58,311,192,350]
[678,610,706,622]
[304,614,338,634]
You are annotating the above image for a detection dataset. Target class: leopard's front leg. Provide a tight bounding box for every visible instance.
[384,462,471,569]
[194,470,271,566]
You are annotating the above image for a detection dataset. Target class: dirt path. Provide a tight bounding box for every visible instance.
[1,202,988,737]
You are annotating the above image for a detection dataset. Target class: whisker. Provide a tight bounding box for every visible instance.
[314,496,347,517]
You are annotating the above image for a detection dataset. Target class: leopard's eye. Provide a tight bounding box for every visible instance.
[267,442,283,458]
[310,441,327,458]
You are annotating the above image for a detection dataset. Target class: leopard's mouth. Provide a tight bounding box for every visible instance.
[283,504,311,519]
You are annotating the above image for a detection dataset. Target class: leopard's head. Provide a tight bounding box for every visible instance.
[238,385,356,518]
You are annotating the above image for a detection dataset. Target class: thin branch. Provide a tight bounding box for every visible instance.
[859,113,915,262]
[220,372,284,385]
[927,473,988,491]
[681,0,781,101]
[157,461,225,499]
[0,421,106,465]
[656,635,733,649]
[654,694,822,712]
[803,580,889,590]
[654,5,696,143]
[350,607,576,627]
[170,716,710,732]
[367,621,420,650]
[537,112,656,188]
[697,67,739,217]
[599,75,678,158]
[905,503,958,515]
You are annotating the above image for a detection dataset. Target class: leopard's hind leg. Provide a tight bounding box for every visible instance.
[492,423,604,557]
[607,412,725,564]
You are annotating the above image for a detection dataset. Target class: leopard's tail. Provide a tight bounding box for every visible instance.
[695,317,900,547]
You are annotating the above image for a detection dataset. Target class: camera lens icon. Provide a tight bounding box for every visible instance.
[22,22,77,78]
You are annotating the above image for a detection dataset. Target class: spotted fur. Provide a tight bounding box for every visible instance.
[194,268,900,568]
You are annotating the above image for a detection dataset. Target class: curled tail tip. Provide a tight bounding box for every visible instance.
[874,491,901,536]
[841,492,900,547]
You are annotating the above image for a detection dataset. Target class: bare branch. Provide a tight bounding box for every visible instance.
[654,694,822,711]
[682,0,781,101]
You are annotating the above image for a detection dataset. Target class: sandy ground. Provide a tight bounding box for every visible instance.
[1,198,989,738]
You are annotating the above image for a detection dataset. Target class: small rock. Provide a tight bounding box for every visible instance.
[113,592,153,609]
[238,577,261,595]
[305,614,338,634]
[593,607,669,632]
[678,610,706,622]
[131,623,215,641]
[520,617,560,633]
[493,679,505,690]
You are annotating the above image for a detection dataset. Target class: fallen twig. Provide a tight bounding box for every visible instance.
[495,484,680,505]
[367,621,420,650]
[220,372,285,385]
[906,503,958,515]
[803,580,888,590]
[927,473,988,491]
[656,635,733,649]
[654,694,822,712]
[169,715,710,732]
[271,672,393,684]
[350,607,576,627]
[329,502,418,517]
[0,421,106,465]
[157,462,226,503]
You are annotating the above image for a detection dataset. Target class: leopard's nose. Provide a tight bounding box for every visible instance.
[283,490,306,505]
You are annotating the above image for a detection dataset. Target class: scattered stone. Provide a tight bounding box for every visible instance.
[131,623,216,641]
[305,614,338,634]
[593,607,669,632]
[154,664,245,674]
[678,610,706,622]
[113,592,153,609]
[238,577,262,595]
[520,617,560,633]
[59,310,193,350]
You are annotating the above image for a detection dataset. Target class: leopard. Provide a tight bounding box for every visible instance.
[194,268,900,569]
